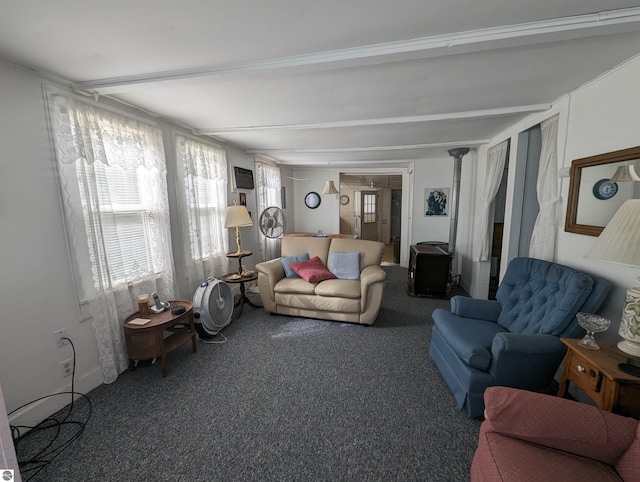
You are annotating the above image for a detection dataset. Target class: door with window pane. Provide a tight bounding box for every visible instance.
[360,191,379,241]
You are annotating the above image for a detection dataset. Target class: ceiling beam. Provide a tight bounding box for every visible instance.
[196,104,550,135]
[246,140,490,154]
[74,7,640,95]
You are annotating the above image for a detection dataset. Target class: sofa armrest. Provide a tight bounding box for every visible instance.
[360,265,386,308]
[451,296,501,322]
[256,258,285,304]
[483,386,638,467]
[489,333,566,389]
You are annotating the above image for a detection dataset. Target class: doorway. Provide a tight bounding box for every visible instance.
[487,126,541,298]
[339,173,404,265]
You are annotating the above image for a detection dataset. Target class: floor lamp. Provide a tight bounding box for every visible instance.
[585,199,640,372]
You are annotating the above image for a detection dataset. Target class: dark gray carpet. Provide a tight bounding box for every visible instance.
[16,266,482,481]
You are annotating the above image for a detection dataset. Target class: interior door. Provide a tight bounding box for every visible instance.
[360,190,379,241]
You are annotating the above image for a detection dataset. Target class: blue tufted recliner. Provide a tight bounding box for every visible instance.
[429,257,612,418]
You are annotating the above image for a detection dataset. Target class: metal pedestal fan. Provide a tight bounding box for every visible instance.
[259,206,286,259]
[192,277,234,343]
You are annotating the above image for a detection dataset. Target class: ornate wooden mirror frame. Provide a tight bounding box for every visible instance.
[565,145,640,236]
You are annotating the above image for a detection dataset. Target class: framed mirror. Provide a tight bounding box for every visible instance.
[565,146,640,236]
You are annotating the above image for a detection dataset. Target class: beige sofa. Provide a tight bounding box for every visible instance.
[255,237,387,325]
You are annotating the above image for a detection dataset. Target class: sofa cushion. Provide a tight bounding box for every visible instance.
[314,279,361,299]
[275,293,361,313]
[330,238,384,268]
[280,252,310,278]
[433,313,506,370]
[327,251,360,280]
[274,278,317,295]
[289,256,337,283]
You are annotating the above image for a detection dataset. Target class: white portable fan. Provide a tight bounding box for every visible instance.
[259,206,286,239]
[192,277,234,341]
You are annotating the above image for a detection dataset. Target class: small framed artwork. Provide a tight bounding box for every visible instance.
[425,188,450,216]
[239,192,247,206]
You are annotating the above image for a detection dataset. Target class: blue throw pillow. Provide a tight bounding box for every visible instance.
[328,251,360,280]
[280,253,310,278]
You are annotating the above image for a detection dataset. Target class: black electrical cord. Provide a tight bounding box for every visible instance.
[9,337,92,481]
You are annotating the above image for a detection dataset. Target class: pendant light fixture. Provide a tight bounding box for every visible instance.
[321,160,339,194]
[609,165,640,182]
[321,180,339,194]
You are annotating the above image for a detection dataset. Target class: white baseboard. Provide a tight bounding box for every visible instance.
[8,367,103,430]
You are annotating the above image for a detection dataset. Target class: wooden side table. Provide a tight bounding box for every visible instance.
[557,338,640,418]
[123,300,196,378]
[222,272,260,317]
[226,250,252,275]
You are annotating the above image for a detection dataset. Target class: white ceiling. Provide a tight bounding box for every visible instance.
[2,1,640,166]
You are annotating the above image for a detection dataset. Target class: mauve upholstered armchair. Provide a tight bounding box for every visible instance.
[471,387,640,481]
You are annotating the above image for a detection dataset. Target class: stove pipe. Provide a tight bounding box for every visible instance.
[447,148,470,267]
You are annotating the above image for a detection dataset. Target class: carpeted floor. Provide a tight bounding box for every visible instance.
[16,265,482,482]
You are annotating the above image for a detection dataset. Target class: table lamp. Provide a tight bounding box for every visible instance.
[585,199,640,363]
[224,202,253,255]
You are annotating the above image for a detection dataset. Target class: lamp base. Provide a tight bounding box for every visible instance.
[618,363,640,377]
[617,339,640,357]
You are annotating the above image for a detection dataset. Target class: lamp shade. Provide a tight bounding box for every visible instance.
[585,199,640,268]
[609,165,640,182]
[321,180,339,195]
[224,205,253,228]
[585,199,640,357]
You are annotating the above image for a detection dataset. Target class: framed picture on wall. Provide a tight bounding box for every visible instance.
[425,188,449,216]
[239,192,247,206]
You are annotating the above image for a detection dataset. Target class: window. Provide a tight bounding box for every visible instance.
[79,162,168,288]
[48,90,174,383]
[255,160,282,260]
[50,95,174,294]
[175,135,229,289]
[363,193,377,223]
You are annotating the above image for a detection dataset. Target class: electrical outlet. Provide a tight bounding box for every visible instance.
[54,328,69,348]
[60,358,73,378]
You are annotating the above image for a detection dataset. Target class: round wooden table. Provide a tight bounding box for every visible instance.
[222,272,260,317]
[123,300,196,378]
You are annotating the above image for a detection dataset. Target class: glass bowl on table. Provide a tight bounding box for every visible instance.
[576,312,611,350]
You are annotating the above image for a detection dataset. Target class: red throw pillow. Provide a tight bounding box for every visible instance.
[289,256,337,283]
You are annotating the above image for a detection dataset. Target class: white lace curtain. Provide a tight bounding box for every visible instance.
[529,115,560,261]
[255,160,282,261]
[477,140,509,261]
[48,91,175,384]
[175,134,229,294]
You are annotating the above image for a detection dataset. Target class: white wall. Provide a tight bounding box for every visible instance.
[557,54,640,342]
[291,168,341,234]
[411,157,454,246]
[0,59,104,426]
